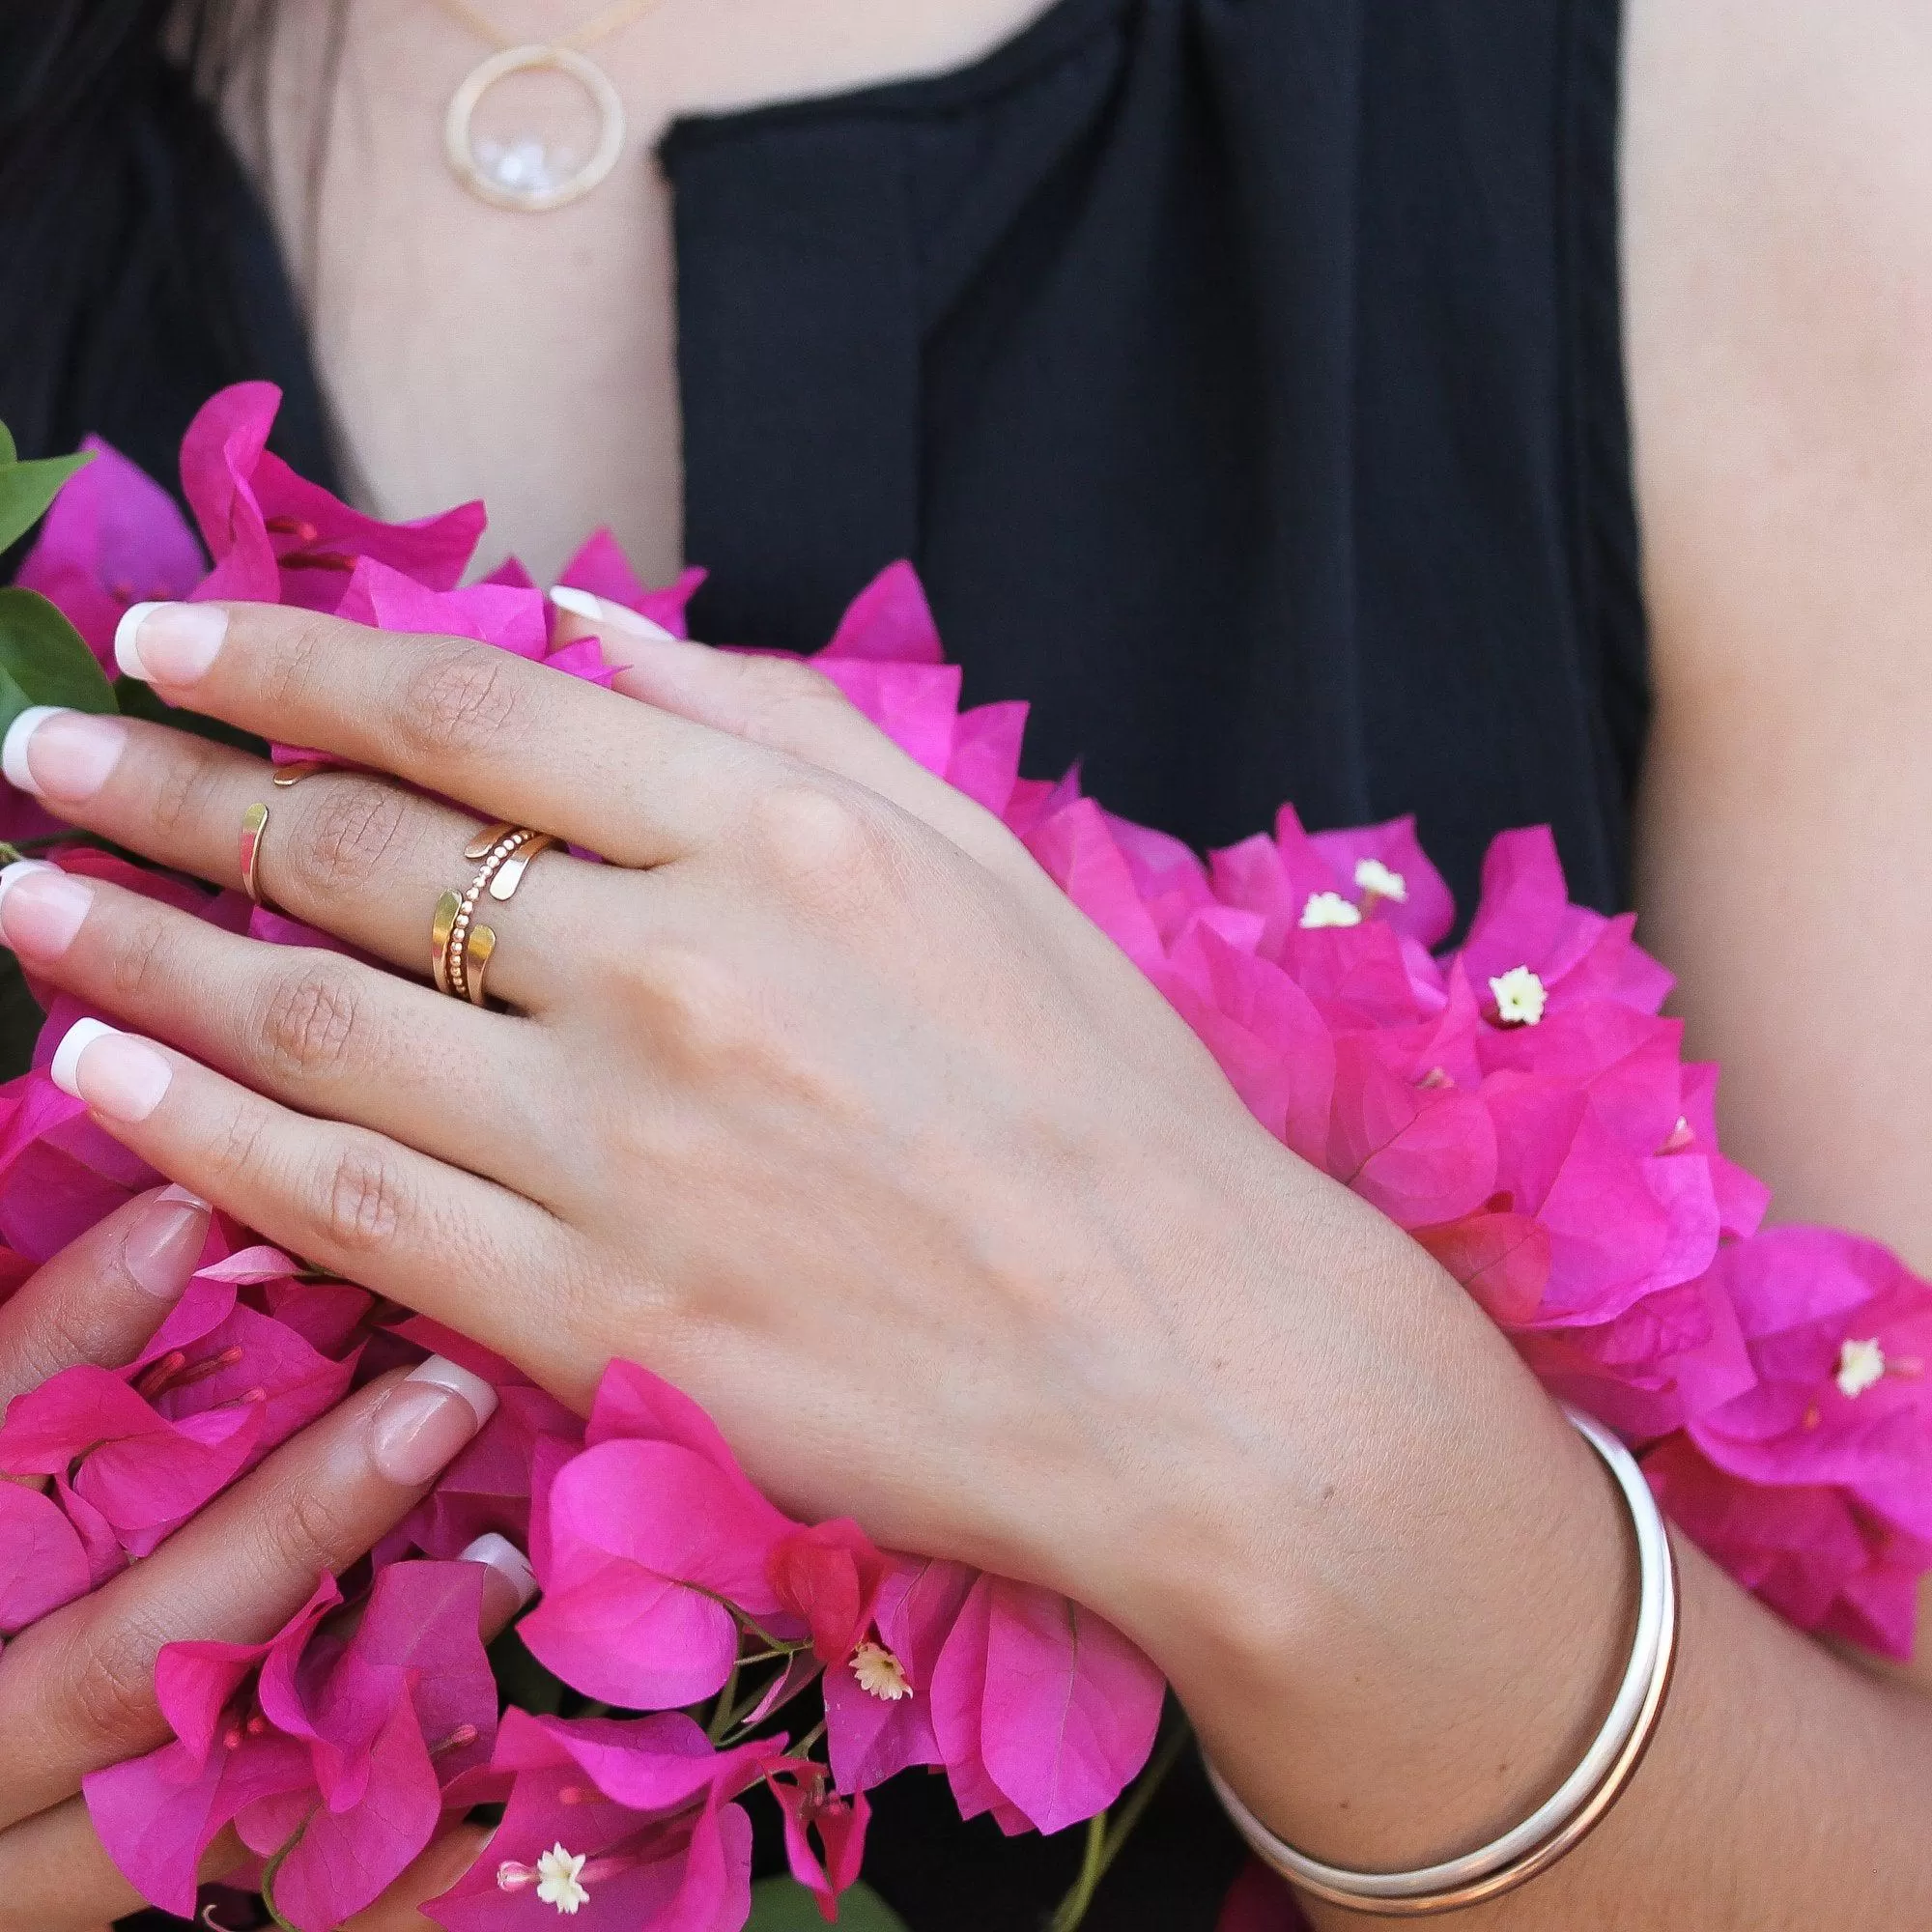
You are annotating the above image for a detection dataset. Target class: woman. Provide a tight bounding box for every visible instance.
[1,1,1931,1926]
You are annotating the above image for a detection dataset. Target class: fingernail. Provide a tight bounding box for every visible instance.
[370,1356,497,1485]
[123,1184,213,1300]
[0,866,93,957]
[115,601,228,685]
[460,1531,539,1607]
[2,707,128,801]
[50,1018,174,1121]
[547,584,682,645]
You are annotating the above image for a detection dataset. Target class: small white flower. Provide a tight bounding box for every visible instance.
[851,1640,912,1701]
[536,1843,590,1916]
[1489,965,1548,1026]
[1299,891,1362,929]
[1836,1337,1887,1400]
[1352,857,1408,903]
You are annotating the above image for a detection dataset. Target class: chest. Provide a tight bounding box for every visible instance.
[254,0,1054,582]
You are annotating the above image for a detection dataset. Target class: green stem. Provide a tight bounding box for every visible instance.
[706,1654,744,1743]
[1045,1718,1194,1932]
[1047,1813,1110,1932]
[257,1817,311,1932]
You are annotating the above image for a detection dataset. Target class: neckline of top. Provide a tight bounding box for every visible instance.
[659,0,1132,156]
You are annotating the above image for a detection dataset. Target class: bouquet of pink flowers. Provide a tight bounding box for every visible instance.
[2,386,1930,1931]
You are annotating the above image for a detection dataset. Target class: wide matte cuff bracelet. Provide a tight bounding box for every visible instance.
[1206,1405,1677,1917]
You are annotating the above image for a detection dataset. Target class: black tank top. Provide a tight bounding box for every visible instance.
[6,2,1640,1923]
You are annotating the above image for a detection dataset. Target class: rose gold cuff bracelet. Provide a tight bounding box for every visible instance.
[1207,1405,1677,1917]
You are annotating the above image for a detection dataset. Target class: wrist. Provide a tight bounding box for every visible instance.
[1087,1165,1639,1869]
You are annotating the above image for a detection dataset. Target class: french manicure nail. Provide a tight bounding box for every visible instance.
[115,601,228,685]
[460,1530,539,1607]
[50,1018,174,1121]
[0,866,94,957]
[371,1356,497,1485]
[123,1184,213,1300]
[1,707,128,801]
[547,584,682,644]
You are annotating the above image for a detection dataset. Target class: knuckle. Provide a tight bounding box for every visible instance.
[639,944,762,1069]
[102,904,180,1010]
[55,1615,161,1753]
[735,659,850,752]
[310,1141,408,1258]
[742,781,895,912]
[284,781,411,897]
[394,645,525,764]
[265,1478,357,1577]
[146,737,235,848]
[254,965,366,1083]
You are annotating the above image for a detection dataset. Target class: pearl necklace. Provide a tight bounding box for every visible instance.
[431,0,662,213]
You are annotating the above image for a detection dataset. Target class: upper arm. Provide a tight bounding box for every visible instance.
[1623,0,1932,1269]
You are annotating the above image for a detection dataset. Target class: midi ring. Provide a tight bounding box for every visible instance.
[432,822,555,1007]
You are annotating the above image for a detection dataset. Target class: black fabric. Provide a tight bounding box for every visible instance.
[7,1,1643,1925]
[668,0,1645,920]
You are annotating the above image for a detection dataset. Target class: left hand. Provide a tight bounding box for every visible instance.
[0,596,1624,1871]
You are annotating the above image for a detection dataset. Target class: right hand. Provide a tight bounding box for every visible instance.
[0,1189,514,1930]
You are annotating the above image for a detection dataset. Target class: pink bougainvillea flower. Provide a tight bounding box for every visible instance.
[766,1763,870,1922]
[88,1561,497,1931]
[556,528,707,638]
[14,434,207,665]
[1325,1035,1497,1231]
[426,1710,771,1932]
[824,1554,976,1797]
[0,1479,94,1634]
[1644,1432,1932,1660]
[766,1518,889,1668]
[1686,1229,1932,1540]
[1450,828,1673,1029]
[0,1362,264,1560]
[929,1575,1165,1836]
[181,383,484,611]
[521,1360,800,1709]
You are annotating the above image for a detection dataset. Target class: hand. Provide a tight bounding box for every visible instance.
[0,597,1626,1874]
[0,1193,510,1929]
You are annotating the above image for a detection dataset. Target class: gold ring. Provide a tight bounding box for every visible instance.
[433,824,554,1006]
[239,803,270,903]
[271,759,332,788]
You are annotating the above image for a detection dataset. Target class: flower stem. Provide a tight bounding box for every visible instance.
[706,1655,744,1743]
[1045,1717,1194,1932]
[257,1817,312,1932]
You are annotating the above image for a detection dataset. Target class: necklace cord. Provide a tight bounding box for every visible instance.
[431,0,663,54]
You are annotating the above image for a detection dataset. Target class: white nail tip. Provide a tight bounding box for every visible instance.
[50,1016,119,1097]
[406,1354,500,1427]
[2,705,65,795]
[114,601,166,681]
[547,584,677,642]
[460,1531,538,1606]
[0,857,59,910]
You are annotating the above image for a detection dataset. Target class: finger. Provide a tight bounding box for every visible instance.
[0,712,599,1010]
[0,867,563,1188]
[0,1548,524,1932]
[41,1019,568,1375]
[552,586,1045,888]
[0,1186,211,1407]
[0,1356,499,1827]
[111,599,770,866]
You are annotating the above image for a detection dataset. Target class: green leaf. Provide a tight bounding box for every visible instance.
[747,1878,911,1931]
[0,588,118,742]
[0,446,94,554]
[0,421,15,465]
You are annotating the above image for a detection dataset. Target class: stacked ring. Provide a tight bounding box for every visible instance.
[240,762,328,905]
[432,822,555,1007]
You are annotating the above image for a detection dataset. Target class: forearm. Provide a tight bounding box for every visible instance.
[1139,1311,1932,1928]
